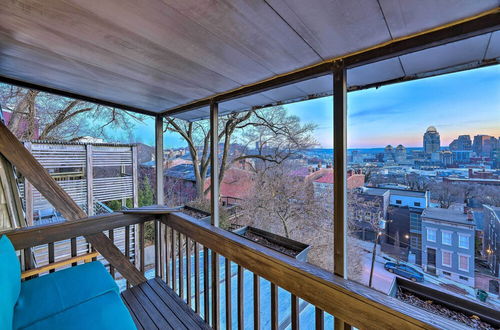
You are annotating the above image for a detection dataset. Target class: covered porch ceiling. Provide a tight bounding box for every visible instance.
[0,1,499,120]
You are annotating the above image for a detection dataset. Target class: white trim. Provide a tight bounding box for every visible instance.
[426,227,437,242]
[441,230,453,246]
[458,253,470,272]
[441,249,453,268]
[458,234,470,249]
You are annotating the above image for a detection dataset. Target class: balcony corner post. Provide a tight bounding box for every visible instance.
[209,100,220,227]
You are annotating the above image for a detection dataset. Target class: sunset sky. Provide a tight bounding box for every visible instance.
[126,65,500,149]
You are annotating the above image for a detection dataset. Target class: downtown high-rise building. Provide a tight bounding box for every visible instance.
[423,126,440,154]
[449,135,472,151]
[473,135,498,156]
[395,144,407,163]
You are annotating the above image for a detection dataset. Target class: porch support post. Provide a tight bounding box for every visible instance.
[209,100,220,227]
[155,115,164,278]
[155,115,164,206]
[333,62,347,279]
[333,62,351,330]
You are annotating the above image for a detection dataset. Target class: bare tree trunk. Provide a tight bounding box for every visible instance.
[8,90,39,137]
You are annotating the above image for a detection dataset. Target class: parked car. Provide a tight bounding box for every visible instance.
[384,262,424,282]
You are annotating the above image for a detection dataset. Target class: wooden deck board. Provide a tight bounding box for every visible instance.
[122,278,210,330]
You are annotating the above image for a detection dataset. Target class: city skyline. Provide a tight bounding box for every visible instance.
[111,65,499,149]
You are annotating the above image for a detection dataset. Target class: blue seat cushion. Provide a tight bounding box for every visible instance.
[0,235,21,330]
[19,291,136,330]
[14,261,119,329]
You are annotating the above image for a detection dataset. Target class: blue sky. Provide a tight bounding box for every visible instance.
[116,65,500,149]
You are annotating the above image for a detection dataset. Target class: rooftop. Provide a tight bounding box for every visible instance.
[164,164,208,182]
[314,172,334,184]
[483,205,500,222]
[362,187,426,198]
[422,207,475,226]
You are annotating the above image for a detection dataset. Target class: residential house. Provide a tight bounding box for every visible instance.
[482,205,500,277]
[421,208,476,286]
[362,187,428,264]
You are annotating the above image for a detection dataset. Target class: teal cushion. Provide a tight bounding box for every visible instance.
[14,261,119,329]
[0,235,21,330]
[20,291,136,330]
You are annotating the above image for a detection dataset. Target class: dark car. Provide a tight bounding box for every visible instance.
[384,262,424,282]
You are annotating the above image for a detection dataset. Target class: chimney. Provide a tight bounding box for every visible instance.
[467,211,474,222]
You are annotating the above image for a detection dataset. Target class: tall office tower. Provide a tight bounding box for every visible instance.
[423,126,440,154]
[449,135,472,151]
[395,144,407,163]
[473,135,498,156]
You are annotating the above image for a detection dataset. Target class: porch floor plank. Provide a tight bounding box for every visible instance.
[122,278,211,330]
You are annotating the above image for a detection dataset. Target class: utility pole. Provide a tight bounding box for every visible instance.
[369,231,381,288]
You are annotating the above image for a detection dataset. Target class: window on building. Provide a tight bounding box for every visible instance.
[414,202,421,207]
[459,255,469,272]
[396,200,402,204]
[458,234,469,249]
[442,251,452,267]
[442,231,452,246]
[459,275,469,281]
[443,271,451,276]
[410,213,421,233]
[427,228,437,242]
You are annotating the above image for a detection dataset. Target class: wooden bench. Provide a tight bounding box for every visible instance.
[122,278,211,330]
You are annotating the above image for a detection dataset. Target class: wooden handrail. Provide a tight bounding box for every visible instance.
[4,213,153,250]
[161,212,469,330]
[21,252,99,279]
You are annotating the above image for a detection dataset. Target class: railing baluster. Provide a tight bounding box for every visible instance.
[203,247,210,325]
[70,237,77,266]
[91,246,97,261]
[237,265,244,330]
[165,225,170,287]
[271,283,278,330]
[315,308,324,330]
[186,237,192,308]
[139,223,145,274]
[23,248,34,277]
[108,229,115,278]
[178,232,184,300]
[172,228,177,293]
[253,274,260,330]
[154,220,159,278]
[48,242,55,273]
[291,294,299,330]
[125,225,130,289]
[212,252,220,329]
[225,258,232,330]
[194,242,200,314]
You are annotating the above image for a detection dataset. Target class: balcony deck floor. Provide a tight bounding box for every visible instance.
[121,277,211,330]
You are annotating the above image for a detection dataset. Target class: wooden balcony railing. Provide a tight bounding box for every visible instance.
[159,212,467,330]
[4,210,470,330]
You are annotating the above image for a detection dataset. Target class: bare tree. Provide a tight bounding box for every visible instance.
[429,181,463,208]
[238,164,326,238]
[0,84,144,141]
[347,191,384,286]
[164,106,317,198]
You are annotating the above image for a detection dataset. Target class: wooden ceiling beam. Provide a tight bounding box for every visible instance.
[161,8,500,117]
